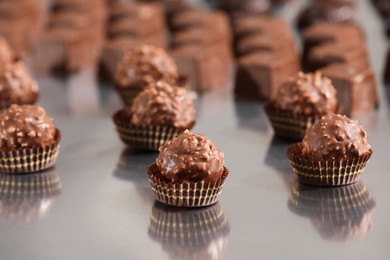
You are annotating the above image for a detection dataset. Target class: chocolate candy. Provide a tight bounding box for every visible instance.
[156,130,225,183]
[297,0,356,29]
[272,72,338,115]
[321,63,378,116]
[236,32,296,57]
[130,81,195,128]
[0,62,39,108]
[234,51,299,101]
[216,0,270,14]
[306,41,369,72]
[31,0,106,73]
[302,114,371,161]
[115,45,179,90]
[0,36,13,69]
[0,105,56,151]
[302,22,363,68]
[169,9,232,92]
[233,15,288,42]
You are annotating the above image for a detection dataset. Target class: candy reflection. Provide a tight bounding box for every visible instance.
[148,202,230,260]
[0,169,61,225]
[288,181,375,241]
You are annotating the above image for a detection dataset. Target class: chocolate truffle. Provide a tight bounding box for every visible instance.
[302,114,371,161]
[130,81,195,128]
[273,72,338,115]
[0,62,39,107]
[0,36,13,68]
[115,45,179,89]
[156,130,224,183]
[0,104,56,151]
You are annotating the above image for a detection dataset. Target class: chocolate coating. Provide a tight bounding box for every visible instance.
[302,114,371,160]
[156,130,225,183]
[0,62,39,107]
[130,81,195,128]
[0,105,56,151]
[273,72,338,115]
[115,45,179,89]
[0,36,13,69]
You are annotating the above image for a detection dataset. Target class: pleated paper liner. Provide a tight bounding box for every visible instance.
[115,86,142,106]
[148,201,230,248]
[0,168,62,224]
[288,181,376,241]
[112,108,195,151]
[286,143,372,186]
[148,164,229,207]
[264,103,322,141]
[0,129,61,174]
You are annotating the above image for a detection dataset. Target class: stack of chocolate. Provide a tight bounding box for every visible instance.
[301,22,378,116]
[297,0,357,30]
[169,8,233,92]
[0,0,45,58]
[100,1,167,81]
[32,0,107,74]
[234,15,299,101]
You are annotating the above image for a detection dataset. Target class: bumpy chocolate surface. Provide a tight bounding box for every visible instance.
[0,62,39,107]
[0,105,56,151]
[0,37,13,68]
[130,81,195,128]
[302,114,371,160]
[273,72,338,115]
[156,130,225,183]
[115,45,179,89]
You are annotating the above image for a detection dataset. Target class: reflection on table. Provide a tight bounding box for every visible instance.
[0,168,62,225]
[148,201,230,260]
[288,181,375,241]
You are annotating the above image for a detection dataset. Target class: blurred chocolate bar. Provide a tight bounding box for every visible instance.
[169,8,233,91]
[32,0,107,74]
[100,1,167,81]
[321,63,378,116]
[234,51,299,101]
[0,0,45,58]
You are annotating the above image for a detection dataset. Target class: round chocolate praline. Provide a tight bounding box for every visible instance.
[0,104,56,151]
[156,130,225,183]
[130,81,195,128]
[115,45,179,90]
[0,62,39,107]
[301,113,371,161]
[273,71,338,115]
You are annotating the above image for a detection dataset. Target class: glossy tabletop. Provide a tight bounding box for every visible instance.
[0,0,390,259]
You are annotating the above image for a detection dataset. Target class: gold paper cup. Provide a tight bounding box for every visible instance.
[286,143,372,187]
[0,129,61,174]
[147,164,229,207]
[115,86,142,106]
[112,108,194,151]
[265,104,321,141]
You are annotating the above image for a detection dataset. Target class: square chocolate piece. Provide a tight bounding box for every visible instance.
[233,15,288,41]
[234,51,300,101]
[170,44,231,92]
[321,63,378,116]
[306,41,369,72]
[236,33,297,57]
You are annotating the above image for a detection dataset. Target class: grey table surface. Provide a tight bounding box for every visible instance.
[1,0,390,260]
